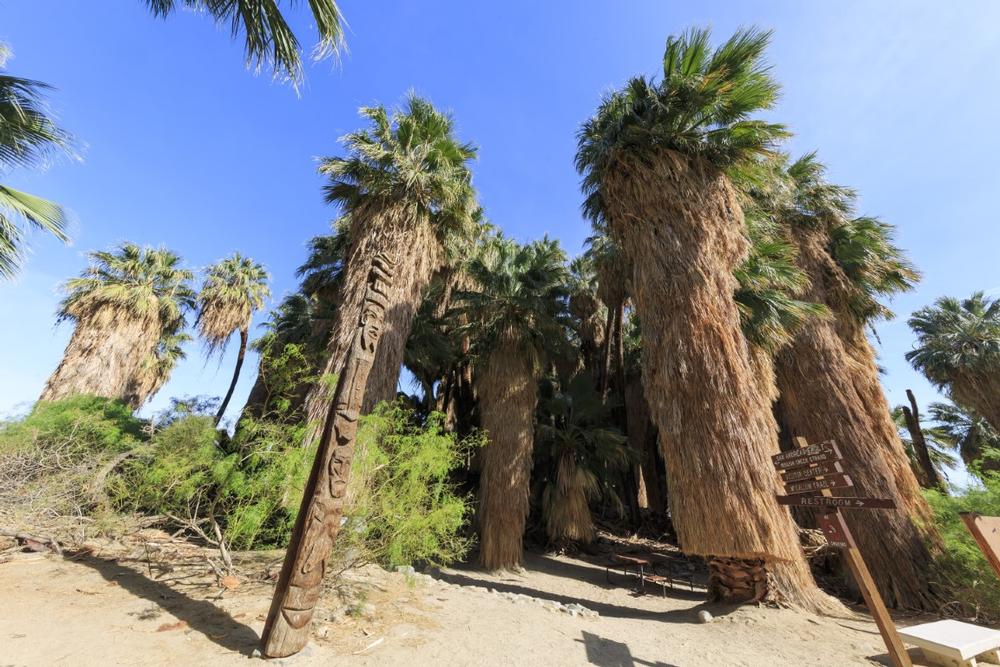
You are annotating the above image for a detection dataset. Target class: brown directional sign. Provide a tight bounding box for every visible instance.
[818,513,848,547]
[785,474,852,495]
[780,461,843,484]
[772,441,841,471]
[775,495,895,510]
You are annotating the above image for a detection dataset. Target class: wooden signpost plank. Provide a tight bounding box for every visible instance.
[772,441,842,471]
[785,474,853,495]
[778,437,911,667]
[775,495,895,510]
[781,461,843,484]
[960,512,1000,581]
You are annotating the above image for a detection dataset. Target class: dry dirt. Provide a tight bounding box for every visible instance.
[0,531,964,666]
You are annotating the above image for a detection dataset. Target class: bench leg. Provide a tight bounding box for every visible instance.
[923,650,977,667]
[981,649,1000,664]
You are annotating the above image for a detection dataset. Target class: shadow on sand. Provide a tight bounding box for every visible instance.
[578,630,680,667]
[67,550,260,656]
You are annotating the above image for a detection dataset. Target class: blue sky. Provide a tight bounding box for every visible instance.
[1,1,999,466]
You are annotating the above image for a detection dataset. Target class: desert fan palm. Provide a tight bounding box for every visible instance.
[576,27,835,611]
[300,95,479,442]
[0,45,73,278]
[197,253,270,423]
[41,243,195,404]
[458,236,568,570]
[907,293,1000,435]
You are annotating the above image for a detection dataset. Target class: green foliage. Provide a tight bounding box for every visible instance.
[0,395,145,456]
[0,396,147,516]
[925,478,1000,621]
[338,402,480,568]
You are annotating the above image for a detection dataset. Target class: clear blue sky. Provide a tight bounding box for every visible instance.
[2,1,999,462]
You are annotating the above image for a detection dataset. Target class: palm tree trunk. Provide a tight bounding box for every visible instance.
[40,307,160,404]
[950,376,1000,438]
[902,390,944,491]
[776,225,940,611]
[215,328,249,425]
[477,336,536,570]
[300,214,441,446]
[602,150,836,613]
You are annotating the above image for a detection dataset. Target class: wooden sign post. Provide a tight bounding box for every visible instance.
[773,437,912,667]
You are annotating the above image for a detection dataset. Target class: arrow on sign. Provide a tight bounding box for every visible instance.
[775,495,895,510]
[781,461,843,484]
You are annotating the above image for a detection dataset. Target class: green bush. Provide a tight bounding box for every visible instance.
[0,396,147,516]
[337,402,481,569]
[114,399,477,567]
[926,476,1000,621]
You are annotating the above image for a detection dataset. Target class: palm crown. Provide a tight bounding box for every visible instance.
[906,292,1000,387]
[197,253,270,354]
[319,95,480,250]
[576,27,787,225]
[58,243,196,330]
[457,236,569,366]
[0,45,74,278]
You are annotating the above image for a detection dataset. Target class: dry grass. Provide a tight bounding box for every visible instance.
[776,224,940,610]
[602,148,838,614]
[39,307,161,403]
[543,452,597,544]
[476,338,536,571]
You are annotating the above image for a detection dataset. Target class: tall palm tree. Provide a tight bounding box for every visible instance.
[576,27,834,611]
[907,293,1000,435]
[197,253,270,424]
[769,153,939,609]
[890,404,957,486]
[536,374,631,546]
[929,401,1000,477]
[0,45,73,278]
[458,236,569,570]
[299,95,480,445]
[141,0,344,88]
[40,243,195,403]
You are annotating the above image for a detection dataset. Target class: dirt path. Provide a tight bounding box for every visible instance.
[0,543,943,666]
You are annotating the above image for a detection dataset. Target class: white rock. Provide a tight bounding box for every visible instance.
[697,610,713,624]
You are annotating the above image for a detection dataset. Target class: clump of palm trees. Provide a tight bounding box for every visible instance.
[40,244,270,419]
[27,20,1000,623]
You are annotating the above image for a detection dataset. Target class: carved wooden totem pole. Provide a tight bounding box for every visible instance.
[260,253,394,658]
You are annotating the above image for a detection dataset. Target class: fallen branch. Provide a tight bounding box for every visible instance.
[0,528,63,555]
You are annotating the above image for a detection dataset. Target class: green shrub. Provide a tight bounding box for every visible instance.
[0,396,147,517]
[336,402,481,569]
[926,476,1000,621]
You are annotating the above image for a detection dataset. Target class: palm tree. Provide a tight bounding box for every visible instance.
[890,403,957,486]
[299,95,480,445]
[0,45,73,278]
[125,330,192,408]
[929,401,1000,477]
[40,243,195,403]
[536,374,630,546]
[907,293,1000,435]
[197,253,270,424]
[141,0,344,88]
[769,153,939,609]
[576,27,834,611]
[458,236,569,570]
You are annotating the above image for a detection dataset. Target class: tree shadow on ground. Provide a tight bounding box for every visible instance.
[578,630,679,667]
[437,552,738,624]
[67,551,260,656]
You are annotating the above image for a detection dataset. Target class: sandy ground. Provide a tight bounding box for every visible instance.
[0,534,962,667]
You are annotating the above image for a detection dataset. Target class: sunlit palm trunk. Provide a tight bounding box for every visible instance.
[301,215,441,446]
[40,308,159,403]
[215,328,249,425]
[603,150,835,612]
[477,336,536,570]
[775,225,939,610]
